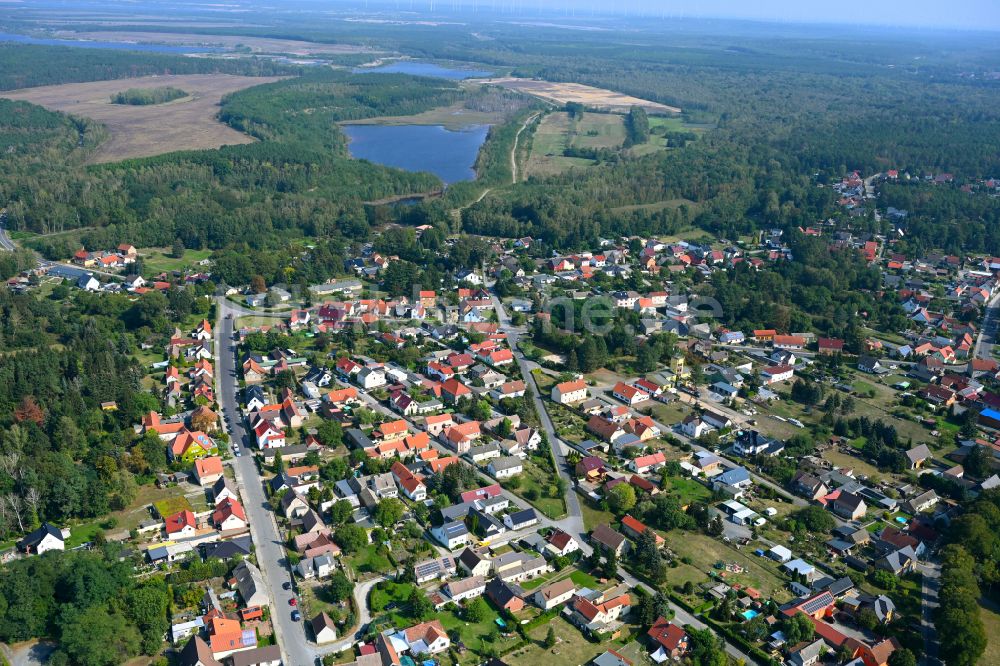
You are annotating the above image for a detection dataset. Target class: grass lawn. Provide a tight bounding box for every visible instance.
[300,580,351,622]
[648,401,692,426]
[823,449,883,480]
[347,544,393,577]
[506,617,603,666]
[369,581,415,613]
[140,246,212,274]
[980,605,1000,666]
[505,457,566,519]
[580,500,614,532]
[664,561,708,592]
[569,569,601,588]
[663,531,792,603]
[437,605,521,659]
[662,476,712,506]
[153,495,194,519]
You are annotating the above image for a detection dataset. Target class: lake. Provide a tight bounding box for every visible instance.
[342,124,490,184]
[353,61,491,80]
[0,31,224,54]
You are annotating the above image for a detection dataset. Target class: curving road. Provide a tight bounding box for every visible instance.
[489,289,755,664]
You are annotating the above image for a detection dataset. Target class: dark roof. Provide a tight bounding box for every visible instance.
[229,645,282,666]
[458,546,487,571]
[506,508,537,526]
[16,523,63,551]
[202,536,253,560]
[310,612,337,636]
[178,635,221,666]
[486,577,523,607]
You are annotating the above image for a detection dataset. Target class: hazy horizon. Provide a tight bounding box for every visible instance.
[327,0,1000,32]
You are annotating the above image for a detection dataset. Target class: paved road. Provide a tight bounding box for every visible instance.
[974,290,1000,360]
[0,212,15,251]
[919,561,942,666]
[489,291,756,664]
[216,299,317,666]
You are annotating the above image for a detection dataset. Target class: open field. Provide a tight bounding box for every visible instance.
[662,531,793,603]
[2,74,284,163]
[57,30,379,56]
[477,77,681,114]
[571,113,627,149]
[507,617,604,666]
[342,100,508,131]
[139,246,213,274]
[525,112,589,178]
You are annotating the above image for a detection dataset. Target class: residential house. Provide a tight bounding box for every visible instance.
[458,546,493,577]
[552,380,589,404]
[545,529,580,558]
[193,457,225,486]
[630,452,666,474]
[613,382,650,406]
[647,617,689,662]
[431,521,471,550]
[832,492,868,521]
[311,613,339,645]
[230,560,268,609]
[414,556,457,584]
[16,523,66,555]
[444,575,487,602]
[165,510,197,537]
[533,578,576,610]
[488,456,523,479]
[503,508,538,531]
[212,498,248,532]
[590,524,628,557]
[486,577,525,613]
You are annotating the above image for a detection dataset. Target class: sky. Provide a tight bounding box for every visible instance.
[359,0,1000,32]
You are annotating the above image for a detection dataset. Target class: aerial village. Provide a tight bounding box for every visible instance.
[8,169,1000,666]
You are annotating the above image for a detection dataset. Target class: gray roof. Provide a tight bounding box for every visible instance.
[489,456,523,472]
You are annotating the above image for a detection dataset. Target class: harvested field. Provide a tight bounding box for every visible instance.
[2,74,284,163]
[476,77,681,114]
[57,31,379,56]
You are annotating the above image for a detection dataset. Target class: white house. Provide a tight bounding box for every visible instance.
[357,367,387,389]
[761,365,794,384]
[681,414,711,438]
[16,523,67,555]
[487,456,523,479]
[552,380,589,404]
[503,508,538,531]
[311,613,339,644]
[431,521,471,550]
[444,575,487,602]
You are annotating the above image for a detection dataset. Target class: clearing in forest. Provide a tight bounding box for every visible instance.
[1,74,284,163]
[475,77,681,114]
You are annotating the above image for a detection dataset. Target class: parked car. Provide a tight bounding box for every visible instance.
[291,610,301,622]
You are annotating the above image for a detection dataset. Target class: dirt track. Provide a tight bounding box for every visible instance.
[1,74,284,163]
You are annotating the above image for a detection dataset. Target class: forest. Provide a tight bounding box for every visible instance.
[0,284,216,541]
[110,86,187,105]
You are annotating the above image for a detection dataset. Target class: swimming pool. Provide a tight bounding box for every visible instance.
[742,609,759,621]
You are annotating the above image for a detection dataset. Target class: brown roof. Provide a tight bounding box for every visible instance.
[591,523,627,551]
[179,635,221,666]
